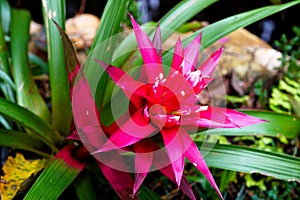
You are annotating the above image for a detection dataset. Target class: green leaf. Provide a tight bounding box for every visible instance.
[176,21,203,33]
[0,69,15,89]
[0,67,16,107]
[163,1,300,65]
[0,115,11,129]
[0,129,50,157]
[219,170,236,192]
[91,0,130,50]
[10,9,51,123]
[0,6,14,102]
[200,110,300,138]
[198,142,300,182]
[73,171,98,200]
[0,0,10,34]
[85,0,130,109]
[159,0,217,39]
[42,0,72,136]
[29,53,49,75]
[0,97,62,150]
[138,185,161,200]
[24,145,86,199]
[269,88,292,114]
[0,14,10,76]
[244,173,267,191]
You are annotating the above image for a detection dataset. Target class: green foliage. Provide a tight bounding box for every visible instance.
[254,79,269,109]
[269,78,300,114]
[250,180,299,200]
[275,26,300,80]
[270,26,300,116]
[226,95,250,107]
[122,0,141,27]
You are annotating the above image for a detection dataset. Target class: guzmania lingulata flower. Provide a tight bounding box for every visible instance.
[78,14,266,200]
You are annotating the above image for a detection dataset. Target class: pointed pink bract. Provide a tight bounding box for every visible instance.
[158,163,196,200]
[133,141,154,194]
[129,13,163,83]
[181,129,223,199]
[171,37,184,71]
[161,128,187,187]
[152,22,162,61]
[198,46,224,77]
[182,33,202,74]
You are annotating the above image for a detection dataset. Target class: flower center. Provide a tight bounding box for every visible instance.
[133,83,181,129]
[142,104,181,129]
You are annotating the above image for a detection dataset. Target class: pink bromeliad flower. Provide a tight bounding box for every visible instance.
[86,14,266,199]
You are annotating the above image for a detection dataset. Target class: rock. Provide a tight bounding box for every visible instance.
[163,28,282,80]
[66,13,100,49]
[30,21,43,35]
[215,28,282,79]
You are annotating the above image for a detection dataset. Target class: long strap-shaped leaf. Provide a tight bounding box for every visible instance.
[199,110,300,138]
[0,19,14,102]
[198,142,300,182]
[0,0,10,34]
[24,145,86,199]
[163,1,300,66]
[73,171,98,200]
[0,97,61,150]
[42,0,72,136]
[0,5,11,76]
[85,0,130,109]
[11,9,51,123]
[91,0,130,50]
[0,129,50,157]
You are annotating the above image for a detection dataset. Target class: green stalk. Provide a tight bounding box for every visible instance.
[11,9,51,123]
[42,0,71,136]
